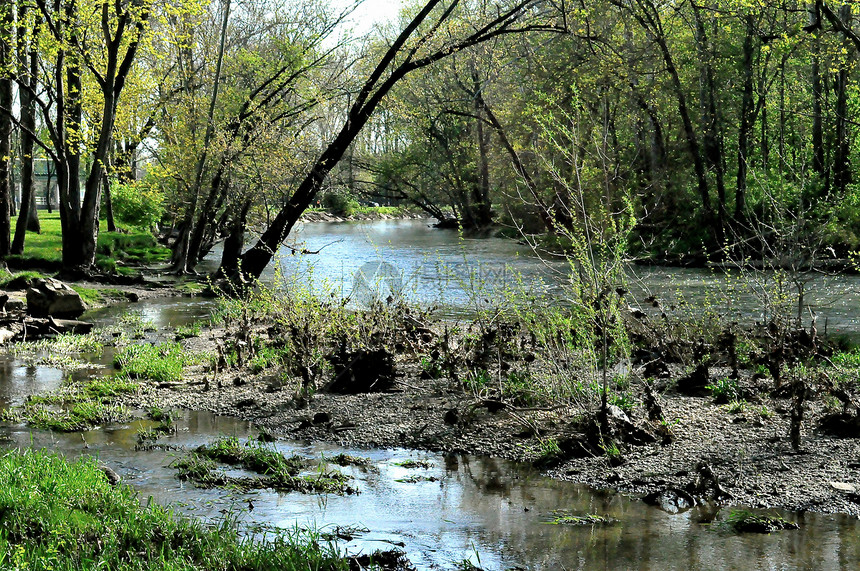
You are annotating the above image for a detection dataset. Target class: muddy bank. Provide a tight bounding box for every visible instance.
[113,320,860,520]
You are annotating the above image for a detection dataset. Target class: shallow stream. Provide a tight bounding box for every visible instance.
[2,220,860,568]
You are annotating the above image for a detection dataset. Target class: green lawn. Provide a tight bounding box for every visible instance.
[7,212,169,272]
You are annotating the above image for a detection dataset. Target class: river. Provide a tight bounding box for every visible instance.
[2,219,860,569]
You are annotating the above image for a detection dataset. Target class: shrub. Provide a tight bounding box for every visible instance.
[108,180,165,229]
[706,377,740,404]
[321,191,359,216]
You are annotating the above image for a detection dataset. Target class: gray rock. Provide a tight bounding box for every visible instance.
[26,278,87,319]
[829,481,856,493]
[0,328,15,344]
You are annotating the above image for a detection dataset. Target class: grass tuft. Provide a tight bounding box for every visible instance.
[114,342,197,383]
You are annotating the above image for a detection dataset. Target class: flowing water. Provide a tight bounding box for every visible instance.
[3,219,860,569]
[239,219,860,337]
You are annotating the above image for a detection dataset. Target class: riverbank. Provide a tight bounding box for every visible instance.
[5,267,860,523]
[0,448,349,570]
[300,206,428,223]
[127,350,860,518]
[99,293,860,520]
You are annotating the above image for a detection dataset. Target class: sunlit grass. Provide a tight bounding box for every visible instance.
[0,448,348,570]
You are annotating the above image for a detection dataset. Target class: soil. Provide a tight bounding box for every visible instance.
[118,319,860,520]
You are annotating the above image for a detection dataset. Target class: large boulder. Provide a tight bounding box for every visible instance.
[26,278,87,319]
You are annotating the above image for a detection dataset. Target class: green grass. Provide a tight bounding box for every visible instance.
[196,437,305,477]
[6,212,169,272]
[114,342,197,383]
[12,332,105,355]
[71,285,103,305]
[174,322,202,340]
[725,509,799,533]
[1,402,132,432]
[27,375,140,406]
[176,438,358,495]
[706,377,740,404]
[0,270,49,288]
[0,448,348,570]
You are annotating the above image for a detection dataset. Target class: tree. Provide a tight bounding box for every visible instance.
[11,0,178,270]
[0,0,13,258]
[12,1,41,255]
[227,0,561,284]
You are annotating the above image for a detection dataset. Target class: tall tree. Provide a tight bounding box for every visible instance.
[0,0,13,258]
[228,0,560,283]
[12,2,41,255]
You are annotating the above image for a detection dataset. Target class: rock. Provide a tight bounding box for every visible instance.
[643,487,697,514]
[313,412,332,425]
[829,481,856,493]
[676,363,710,396]
[818,412,860,438]
[687,462,732,502]
[26,278,87,318]
[443,408,459,425]
[98,464,121,486]
[48,317,93,334]
[0,328,15,344]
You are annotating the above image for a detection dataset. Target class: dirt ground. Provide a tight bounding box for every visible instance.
[118,320,860,519]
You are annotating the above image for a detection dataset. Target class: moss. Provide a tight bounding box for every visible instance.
[725,509,799,533]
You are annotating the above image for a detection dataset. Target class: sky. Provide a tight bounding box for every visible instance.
[338,0,404,35]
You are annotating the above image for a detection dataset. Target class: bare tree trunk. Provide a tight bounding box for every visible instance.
[809,4,825,186]
[471,72,492,228]
[172,0,231,274]
[0,1,15,258]
[13,4,41,254]
[779,57,786,172]
[104,173,116,232]
[216,199,251,279]
[693,3,725,236]
[833,4,852,194]
[735,15,756,221]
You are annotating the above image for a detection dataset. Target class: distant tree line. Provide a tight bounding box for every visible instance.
[1,1,858,279]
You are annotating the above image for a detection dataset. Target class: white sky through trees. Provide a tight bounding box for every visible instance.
[340,0,403,35]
